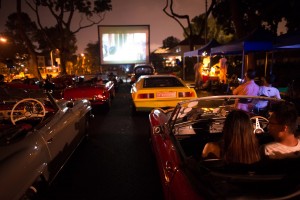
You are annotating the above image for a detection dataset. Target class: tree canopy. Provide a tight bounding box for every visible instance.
[24,0,112,74]
[211,0,300,38]
[162,36,180,49]
[164,0,300,47]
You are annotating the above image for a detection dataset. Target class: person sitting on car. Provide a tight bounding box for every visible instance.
[202,110,261,164]
[261,101,300,159]
[254,74,281,113]
[232,69,259,112]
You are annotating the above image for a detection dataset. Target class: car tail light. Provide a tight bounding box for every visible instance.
[93,95,101,100]
[178,92,195,97]
[137,93,154,99]
[93,94,104,100]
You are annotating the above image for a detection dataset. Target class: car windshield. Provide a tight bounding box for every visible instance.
[143,77,184,88]
[169,96,233,126]
[168,95,287,135]
[134,66,154,75]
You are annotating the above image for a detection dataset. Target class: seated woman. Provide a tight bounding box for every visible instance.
[202,110,261,164]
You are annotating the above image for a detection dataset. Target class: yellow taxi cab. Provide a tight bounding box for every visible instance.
[130,74,197,113]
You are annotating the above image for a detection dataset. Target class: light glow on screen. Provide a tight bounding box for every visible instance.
[98,25,150,65]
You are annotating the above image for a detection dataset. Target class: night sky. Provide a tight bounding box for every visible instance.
[0,0,207,53]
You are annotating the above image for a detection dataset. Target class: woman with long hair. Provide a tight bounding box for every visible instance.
[202,110,261,164]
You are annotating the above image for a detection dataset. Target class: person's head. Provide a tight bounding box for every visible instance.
[245,69,256,80]
[265,74,276,85]
[268,101,298,140]
[222,110,260,164]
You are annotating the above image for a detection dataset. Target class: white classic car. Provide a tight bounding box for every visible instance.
[0,85,93,200]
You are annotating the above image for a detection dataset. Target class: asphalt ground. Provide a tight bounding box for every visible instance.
[45,83,164,200]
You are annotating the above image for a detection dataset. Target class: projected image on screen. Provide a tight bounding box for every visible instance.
[102,33,146,61]
[98,25,150,65]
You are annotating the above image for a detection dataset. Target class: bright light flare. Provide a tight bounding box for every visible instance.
[0,37,7,43]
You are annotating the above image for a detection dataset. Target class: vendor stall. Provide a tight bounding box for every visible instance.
[183,39,220,80]
[210,41,273,78]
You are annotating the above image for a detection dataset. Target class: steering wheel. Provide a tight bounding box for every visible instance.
[250,116,269,134]
[10,98,46,125]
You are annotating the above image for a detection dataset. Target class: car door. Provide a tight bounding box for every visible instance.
[151,123,181,200]
[151,124,200,200]
[39,101,86,180]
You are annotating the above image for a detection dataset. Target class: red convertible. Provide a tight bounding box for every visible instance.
[63,75,115,111]
[149,95,300,200]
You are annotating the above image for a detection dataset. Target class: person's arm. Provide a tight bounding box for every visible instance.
[275,88,281,99]
[202,142,221,159]
[232,85,241,95]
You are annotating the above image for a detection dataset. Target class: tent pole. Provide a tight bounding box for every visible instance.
[241,51,245,78]
[183,56,186,80]
[264,52,268,76]
[270,51,274,74]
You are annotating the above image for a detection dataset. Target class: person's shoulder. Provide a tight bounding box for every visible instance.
[264,141,278,148]
[270,86,280,91]
[263,142,282,156]
[258,85,268,92]
[202,142,221,159]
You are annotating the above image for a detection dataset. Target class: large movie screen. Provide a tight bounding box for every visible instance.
[98,25,150,65]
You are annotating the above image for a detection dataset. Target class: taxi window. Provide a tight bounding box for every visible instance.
[135,68,152,74]
[143,77,184,88]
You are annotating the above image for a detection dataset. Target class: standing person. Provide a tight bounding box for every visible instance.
[219,57,228,84]
[262,101,300,159]
[202,110,261,164]
[194,61,203,90]
[232,69,259,111]
[255,74,281,110]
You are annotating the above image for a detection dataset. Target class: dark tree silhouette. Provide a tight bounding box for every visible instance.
[162,36,180,49]
[163,0,216,50]
[211,0,300,39]
[24,0,112,75]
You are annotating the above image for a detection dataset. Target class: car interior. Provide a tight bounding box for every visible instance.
[0,88,58,144]
[167,98,300,198]
[171,98,299,167]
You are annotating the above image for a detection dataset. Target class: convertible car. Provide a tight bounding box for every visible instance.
[0,86,92,200]
[149,95,300,200]
[131,74,197,113]
[63,75,115,111]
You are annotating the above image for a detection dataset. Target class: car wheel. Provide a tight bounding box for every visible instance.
[22,176,48,200]
[104,98,111,112]
[111,89,116,99]
[84,113,91,136]
[131,102,137,115]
